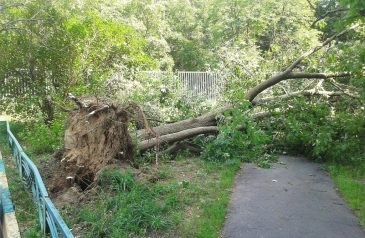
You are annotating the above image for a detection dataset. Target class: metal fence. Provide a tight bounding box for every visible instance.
[176,71,224,100]
[139,71,225,101]
[0,77,36,98]
[5,121,74,238]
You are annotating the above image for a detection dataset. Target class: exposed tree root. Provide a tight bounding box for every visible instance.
[56,97,135,193]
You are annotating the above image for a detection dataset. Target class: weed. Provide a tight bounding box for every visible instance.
[256,153,278,168]
[66,156,241,238]
[19,116,65,155]
[98,169,135,191]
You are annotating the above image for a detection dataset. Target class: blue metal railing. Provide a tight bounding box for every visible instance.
[5,121,74,238]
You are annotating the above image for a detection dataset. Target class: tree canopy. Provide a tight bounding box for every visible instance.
[0,0,364,122]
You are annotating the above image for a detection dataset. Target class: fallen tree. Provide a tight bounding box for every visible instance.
[137,24,359,149]
[49,24,360,194]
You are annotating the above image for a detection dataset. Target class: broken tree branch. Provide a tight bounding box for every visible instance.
[253,89,357,105]
[137,105,271,142]
[68,93,87,108]
[87,105,109,118]
[328,79,361,99]
[138,110,271,151]
[246,24,359,102]
[285,72,351,79]
[311,8,348,27]
[162,141,201,155]
[137,106,230,141]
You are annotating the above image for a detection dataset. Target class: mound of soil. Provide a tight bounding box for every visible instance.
[42,97,135,196]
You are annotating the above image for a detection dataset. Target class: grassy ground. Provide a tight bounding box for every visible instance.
[181,160,240,238]
[61,156,240,238]
[327,163,365,227]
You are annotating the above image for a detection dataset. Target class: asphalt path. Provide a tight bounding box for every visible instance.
[222,156,365,238]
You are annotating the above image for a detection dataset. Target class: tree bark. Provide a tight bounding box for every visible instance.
[162,142,201,155]
[138,126,219,151]
[42,95,55,125]
[137,106,229,140]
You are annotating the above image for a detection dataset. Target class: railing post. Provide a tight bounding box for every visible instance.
[18,152,22,178]
[42,197,47,237]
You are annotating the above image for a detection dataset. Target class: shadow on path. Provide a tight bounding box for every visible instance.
[223,156,365,238]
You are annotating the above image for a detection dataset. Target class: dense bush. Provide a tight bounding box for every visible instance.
[270,98,365,165]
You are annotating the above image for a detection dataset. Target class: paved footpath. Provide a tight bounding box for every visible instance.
[223,156,365,238]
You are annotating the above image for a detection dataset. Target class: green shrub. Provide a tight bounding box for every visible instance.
[201,104,271,164]
[17,113,66,155]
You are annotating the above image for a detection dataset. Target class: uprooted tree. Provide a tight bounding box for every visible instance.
[52,24,361,193]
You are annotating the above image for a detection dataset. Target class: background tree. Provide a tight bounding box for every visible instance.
[0,0,154,122]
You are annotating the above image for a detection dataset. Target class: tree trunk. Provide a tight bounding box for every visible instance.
[137,106,228,140]
[138,126,219,151]
[42,95,55,125]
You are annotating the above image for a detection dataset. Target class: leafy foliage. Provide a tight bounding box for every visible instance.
[0,0,154,120]
[17,113,66,155]
[269,98,365,164]
[201,104,272,166]
[340,0,365,23]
